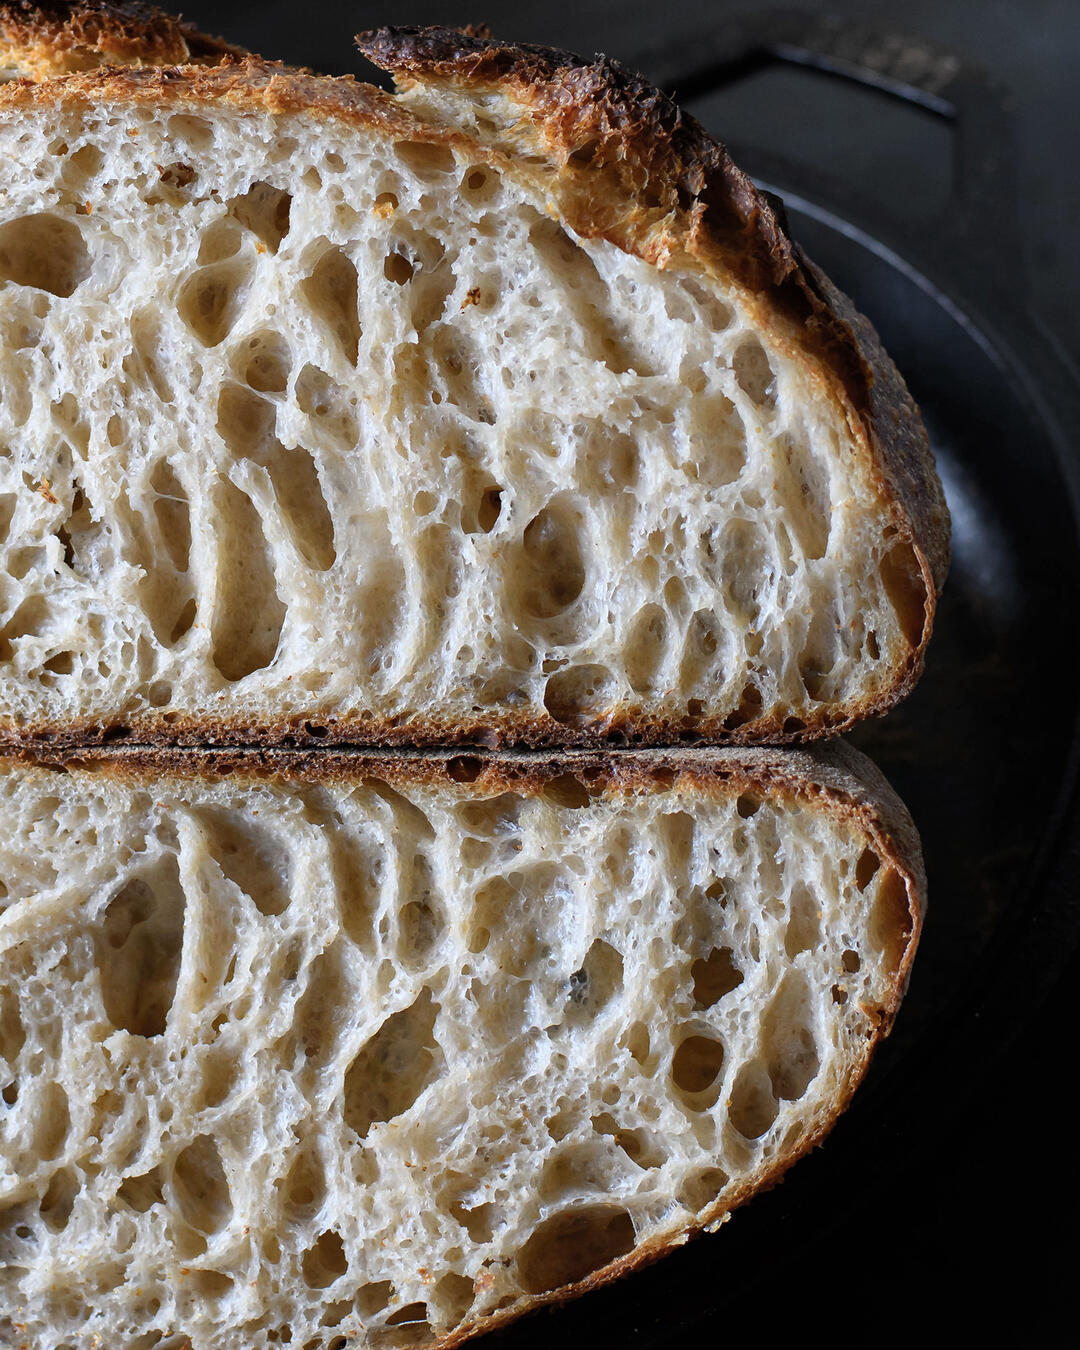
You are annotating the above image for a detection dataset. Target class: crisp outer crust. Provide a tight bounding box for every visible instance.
[4,739,924,1346]
[0,693,920,752]
[0,1,241,78]
[0,34,945,742]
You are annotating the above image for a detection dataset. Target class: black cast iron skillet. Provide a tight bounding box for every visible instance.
[486,11,1080,1342]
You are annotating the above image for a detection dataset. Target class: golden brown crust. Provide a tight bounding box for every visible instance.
[0,0,242,80]
[5,738,923,1345]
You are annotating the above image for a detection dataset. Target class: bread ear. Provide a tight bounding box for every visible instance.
[0,1,242,81]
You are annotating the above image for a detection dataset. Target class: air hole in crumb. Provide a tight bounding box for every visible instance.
[678,1167,729,1214]
[543,774,591,809]
[229,181,292,253]
[625,604,668,696]
[43,650,74,676]
[444,1176,498,1243]
[785,883,820,957]
[728,1061,779,1138]
[169,114,214,149]
[763,972,819,1102]
[65,142,104,184]
[130,309,174,402]
[732,338,775,406]
[467,484,503,534]
[344,988,441,1138]
[691,947,743,1008]
[527,215,656,375]
[198,218,242,264]
[566,939,623,1022]
[209,479,285,680]
[447,756,482,783]
[723,683,763,731]
[0,595,48,661]
[0,213,90,296]
[217,381,275,456]
[399,892,443,968]
[735,793,760,818]
[434,1272,474,1322]
[40,1167,78,1231]
[241,330,291,393]
[855,848,880,891]
[395,140,456,177]
[356,1282,395,1317]
[118,1165,165,1213]
[625,1021,650,1065]
[462,166,500,201]
[517,1206,635,1294]
[671,1035,725,1098]
[294,365,357,448]
[384,251,415,285]
[543,665,614,726]
[569,138,601,165]
[178,259,252,347]
[386,1302,430,1328]
[842,949,861,972]
[881,541,927,647]
[302,1230,349,1288]
[870,867,913,975]
[150,459,191,573]
[302,247,361,364]
[199,808,291,917]
[171,599,196,645]
[172,1135,231,1233]
[95,856,185,1037]
[266,443,337,570]
[189,1272,233,1302]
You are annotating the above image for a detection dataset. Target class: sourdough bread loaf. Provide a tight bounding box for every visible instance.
[0,21,948,750]
[0,744,923,1350]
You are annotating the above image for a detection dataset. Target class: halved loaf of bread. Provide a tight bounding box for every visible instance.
[0,20,948,750]
[0,744,923,1349]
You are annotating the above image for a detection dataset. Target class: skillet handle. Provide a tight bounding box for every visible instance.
[639,8,1019,285]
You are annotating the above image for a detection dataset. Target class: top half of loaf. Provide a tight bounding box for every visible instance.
[0,7,949,750]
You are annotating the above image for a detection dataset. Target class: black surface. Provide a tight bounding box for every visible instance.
[134,0,1080,1329]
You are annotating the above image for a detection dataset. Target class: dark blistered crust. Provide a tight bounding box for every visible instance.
[3,739,923,1346]
[0,1,242,79]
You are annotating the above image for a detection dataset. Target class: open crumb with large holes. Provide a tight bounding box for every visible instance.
[0,38,944,749]
[0,744,923,1350]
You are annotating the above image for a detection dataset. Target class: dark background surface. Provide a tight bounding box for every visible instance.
[174,0,1077,1332]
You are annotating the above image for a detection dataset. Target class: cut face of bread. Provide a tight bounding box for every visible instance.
[0,746,922,1349]
[0,37,947,749]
